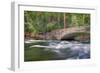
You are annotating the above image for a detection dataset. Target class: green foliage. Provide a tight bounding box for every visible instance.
[46,22,59,32]
[24,11,90,34]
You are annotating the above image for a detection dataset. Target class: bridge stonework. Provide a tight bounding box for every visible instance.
[45,26,89,40]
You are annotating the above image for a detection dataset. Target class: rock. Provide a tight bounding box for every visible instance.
[74,32,90,42]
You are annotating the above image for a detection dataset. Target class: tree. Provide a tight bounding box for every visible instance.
[64,13,67,29]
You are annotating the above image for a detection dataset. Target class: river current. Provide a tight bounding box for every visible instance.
[25,40,90,60]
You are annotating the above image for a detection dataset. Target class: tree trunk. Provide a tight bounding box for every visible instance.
[82,15,85,25]
[64,13,67,29]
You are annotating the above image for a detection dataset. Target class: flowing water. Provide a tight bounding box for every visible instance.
[25,40,90,61]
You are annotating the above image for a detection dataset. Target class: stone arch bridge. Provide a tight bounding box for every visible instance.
[43,26,89,40]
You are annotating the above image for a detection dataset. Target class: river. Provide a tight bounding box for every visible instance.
[25,40,90,61]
